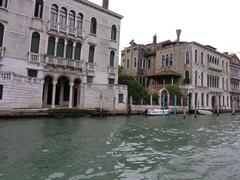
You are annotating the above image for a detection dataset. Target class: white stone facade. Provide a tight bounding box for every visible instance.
[0,0,128,112]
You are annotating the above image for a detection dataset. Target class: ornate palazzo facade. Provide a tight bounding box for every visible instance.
[0,0,127,112]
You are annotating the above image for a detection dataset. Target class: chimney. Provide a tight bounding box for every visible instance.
[153,34,157,45]
[102,0,109,9]
[176,29,182,44]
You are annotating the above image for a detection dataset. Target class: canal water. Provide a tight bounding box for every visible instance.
[0,114,240,180]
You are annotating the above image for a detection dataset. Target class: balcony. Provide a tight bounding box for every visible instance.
[108,66,117,76]
[231,74,240,80]
[209,87,223,94]
[208,63,223,72]
[44,56,85,70]
[48,22,83,37]
[28,53,41,64]
[0,47,5,57]
[86,62,95,75]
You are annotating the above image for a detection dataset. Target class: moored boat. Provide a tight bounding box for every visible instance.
[146,109,169,116]
[197,110,213,115]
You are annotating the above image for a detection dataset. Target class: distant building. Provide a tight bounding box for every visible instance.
[227,53,240,108]
[0,0,127,112]
[121,30,231,110]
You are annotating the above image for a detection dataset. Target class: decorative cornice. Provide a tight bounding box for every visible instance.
[73,0,123,19]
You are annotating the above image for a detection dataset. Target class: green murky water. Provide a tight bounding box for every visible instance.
[0,114,240,180]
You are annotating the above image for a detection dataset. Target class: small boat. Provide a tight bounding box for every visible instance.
[197,110,213,115]
[146,109,169,116]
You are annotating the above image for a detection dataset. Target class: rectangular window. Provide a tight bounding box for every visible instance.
[118,94,124,103]
[0,85,3,99]
[87,76,93,84]
[28,69,38,77]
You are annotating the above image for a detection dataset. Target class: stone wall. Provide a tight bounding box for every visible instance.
[0,72,43,109]
[80,84,127,112]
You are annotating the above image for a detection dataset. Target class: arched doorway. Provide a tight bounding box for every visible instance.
[57,76,70,107]
[211,96,216,110]
[73,79,81,107]
[159,88,170,108]
[43,76,53,106]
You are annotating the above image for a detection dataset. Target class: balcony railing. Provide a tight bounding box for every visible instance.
[108,66,117,75]
[28,52,41,64]
[0,71,41,84]
[86,62,95,71]
[0,47,5,57]
[208,63,223,72]
[44,56,85,70]
[48,22,83,37]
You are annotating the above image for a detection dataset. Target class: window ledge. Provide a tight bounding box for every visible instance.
[89,33,97,37]
[32,17,43,21]
[0,6,8,12]
[110,39,117,43]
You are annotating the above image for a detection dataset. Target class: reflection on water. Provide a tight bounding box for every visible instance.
[0,114,240,179]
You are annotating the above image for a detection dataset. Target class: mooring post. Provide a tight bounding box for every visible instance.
[174,95,177,116]
[183,105,186,119]
[194,104,197,118]
[163,94,165,117]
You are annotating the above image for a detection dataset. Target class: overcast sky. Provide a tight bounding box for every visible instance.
[92,0,240,55]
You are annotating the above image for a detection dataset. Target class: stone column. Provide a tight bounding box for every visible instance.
[54,37,59,56]
[72,42,76,60]
[171,77,174,85]
[63,40,68,58]
[68,82,74,108]
[51,80,58,108]
[59,82,64,106]
[150,94,153,106]
[43,81,48,107]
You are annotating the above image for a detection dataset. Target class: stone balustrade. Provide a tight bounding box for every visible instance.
[44,56,85,70]
[48,22,83,37]
[0,71,41,84]
[108,66,117,75]
[208,63,223,72]
[28,53,41,63]
[0,47,5,57]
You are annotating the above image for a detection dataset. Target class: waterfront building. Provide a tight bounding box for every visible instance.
[0,0,127,112]
[121,30,231,110]
[227,53,240,108]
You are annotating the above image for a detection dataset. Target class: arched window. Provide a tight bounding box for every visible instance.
[47,36,55,56]
[68,10,75,27]
[0,23,4,47]
[88,45,95,63]
[195,49,198,63]
[134,58,137,68]
[170,54,173,66]
[50,4,58,22]
[30,32,40,53]
[195,93,198,108]
[186,52,190,64]
[185,71,190,84]
[57,38,64,57]
[76,13,83,29]
[34,0,44,18]
[166,54,169,66]
[127,59,129,68]
[143,59,146,69]
[59,7,67,25]
[148,59,151,69]
[201,72,204,86]
[74,42,81,60]
[201,52,203,65]
[162,55,165,67]
[90,17,97,34]
[111,25,117,40]
[195,71,198,85]
[0,0,8,8]
[66,40,73,59]
[110,51,115,67]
